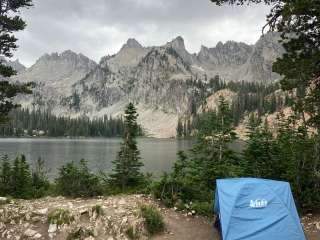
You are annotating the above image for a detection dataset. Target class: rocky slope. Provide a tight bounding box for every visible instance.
[0,57,26,74]
[0,195,319,240]
[10,33,284,137]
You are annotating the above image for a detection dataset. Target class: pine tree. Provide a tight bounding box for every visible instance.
[31,157,49,198]
[275,113,320,209]
[189,96,242,190]
[0,0,34,124]
[0,154,12,195]
[244,114,280,178]
[110,103,144,190]
[11,155,32,198]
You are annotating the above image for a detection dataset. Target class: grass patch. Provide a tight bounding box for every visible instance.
[125,225,139,240]
[191,201,212,216]
[92,204,104,217]
[140,205,165,235]
[48,208,74,226]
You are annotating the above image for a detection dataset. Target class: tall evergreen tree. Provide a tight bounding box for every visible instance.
[31,157,50,198]
[0,154,12,195]
[188,96,242,191]
[11,154,32,198]
[275,113,320,209]
[0,0,34,124]
[244,114,280,178]
[110,103,144,190]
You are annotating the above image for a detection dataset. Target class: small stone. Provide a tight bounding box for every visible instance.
[34,208,48,215]
[84,237,94,240]
[48,224,57,233]
[121,217,128,225]
[24,229,37,237]
[107,237,114,240]
[316,222,320,231]
[25,213,31,221]
[33,233,42,239]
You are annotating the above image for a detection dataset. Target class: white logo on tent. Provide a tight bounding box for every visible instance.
[250,199,268,208]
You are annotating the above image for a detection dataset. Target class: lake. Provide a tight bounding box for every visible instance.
[0,138,194,179]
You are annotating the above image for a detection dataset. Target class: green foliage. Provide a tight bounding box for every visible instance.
[0,155,12,195]
[0,108,139,137]
[140,205,165,235]
[154,98,243,213]
[125,225,140,240]
[190,201,212,216]
[244,112,320,210]
[48,208,74,226]
[55,159,102,197]
[0,154,50,199]
[243,116,281,178]
[10,155,33,198]
[0,0,33,124]
[92,205,104,217]
[178,80,288,137]
[109,103,144,190]
[31,157,50,198]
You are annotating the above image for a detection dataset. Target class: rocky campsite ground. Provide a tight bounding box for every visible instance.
[0,195,319,240]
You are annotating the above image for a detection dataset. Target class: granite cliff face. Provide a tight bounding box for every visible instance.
[11,33,284,137]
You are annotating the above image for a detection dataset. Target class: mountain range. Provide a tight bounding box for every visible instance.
[8,32,284,137]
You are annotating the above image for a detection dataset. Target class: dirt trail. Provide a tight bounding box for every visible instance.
[155,208,319,240]
[153,208,217,240]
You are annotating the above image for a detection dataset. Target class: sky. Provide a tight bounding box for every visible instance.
[14,0,271,67]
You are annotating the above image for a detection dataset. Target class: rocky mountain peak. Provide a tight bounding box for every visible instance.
[34,50,97,70]
[12,34,284,138]
[167,36,186,51]
[122,38,143,49]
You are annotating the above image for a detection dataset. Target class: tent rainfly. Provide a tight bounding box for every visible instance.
[214,178,306,240]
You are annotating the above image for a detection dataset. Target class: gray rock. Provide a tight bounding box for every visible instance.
[0,197,8,204]
[24,229,37,237]
[48,224,57,233]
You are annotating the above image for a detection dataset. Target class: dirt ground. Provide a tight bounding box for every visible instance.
[155,208,320,240]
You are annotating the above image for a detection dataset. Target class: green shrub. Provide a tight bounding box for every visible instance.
[92,204,104,217]
[125,225,139,240]
[140,205,165,235]
[10,155,33,199]
[66,227,94,240]
[31,158,50,198]
[55,159,102,197]
[0,155,50,199]
[48,209,74,226]
[191,201,212,216]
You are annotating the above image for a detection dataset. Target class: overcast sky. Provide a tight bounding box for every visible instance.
[14,0,271,66]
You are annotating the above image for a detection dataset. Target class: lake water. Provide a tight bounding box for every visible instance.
[0,138,194,179]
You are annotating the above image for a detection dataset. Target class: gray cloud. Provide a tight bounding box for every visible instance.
[13,0,271,66]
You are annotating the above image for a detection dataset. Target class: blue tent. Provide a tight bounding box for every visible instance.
[214,178,306,240]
